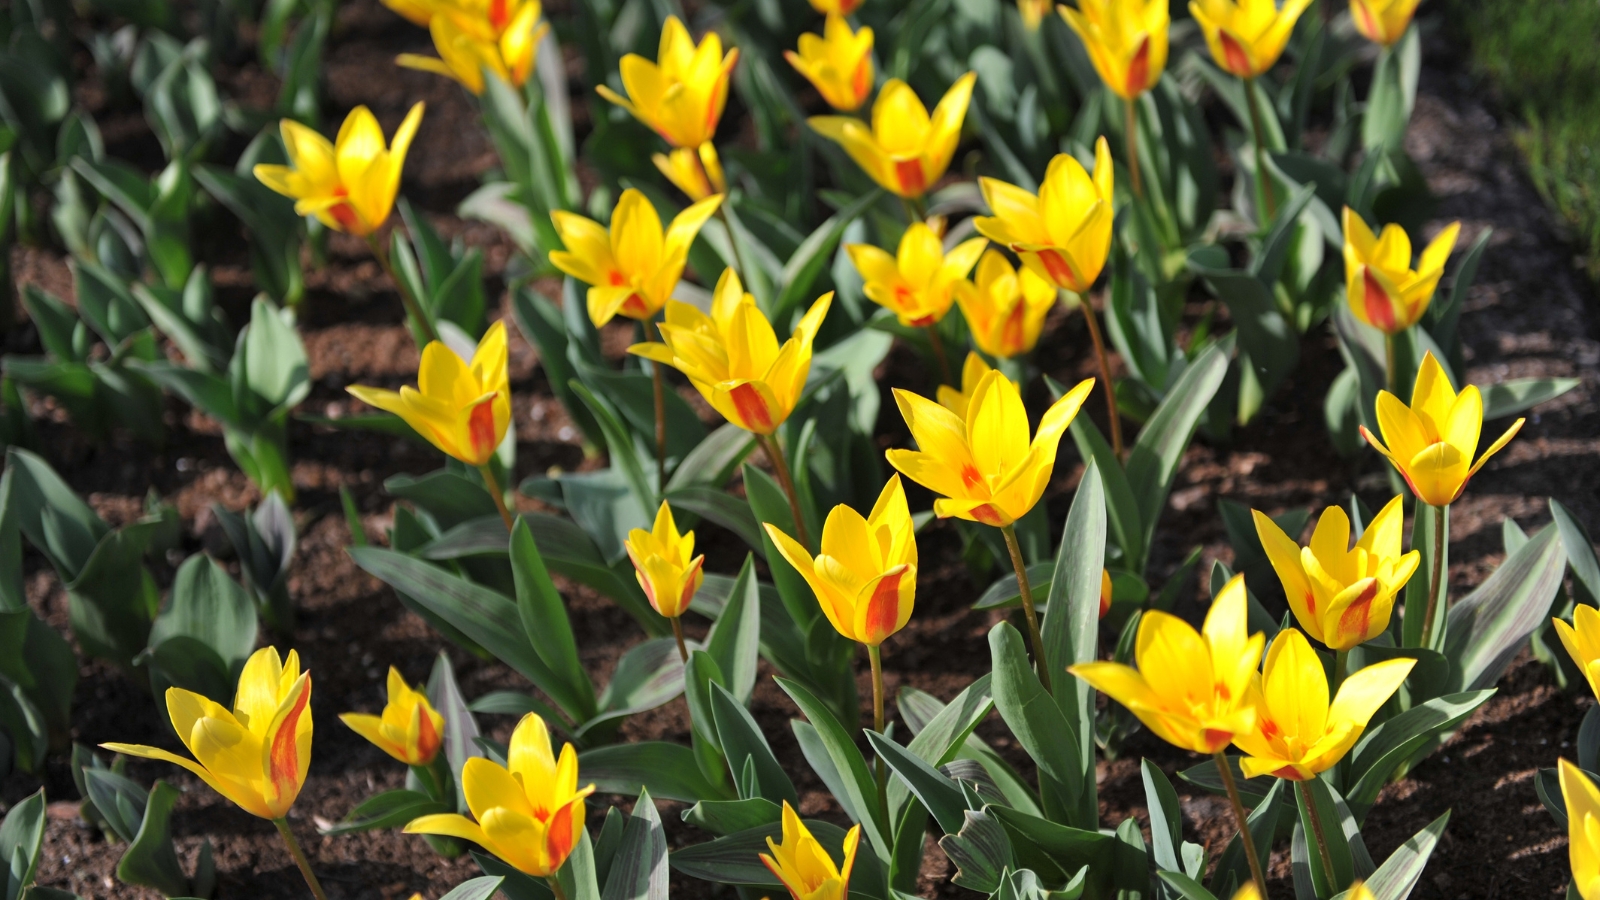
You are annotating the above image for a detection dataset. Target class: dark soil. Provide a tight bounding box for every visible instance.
[3,4,1598,899]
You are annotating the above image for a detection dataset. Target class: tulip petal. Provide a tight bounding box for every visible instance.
[1327,657,1415,727]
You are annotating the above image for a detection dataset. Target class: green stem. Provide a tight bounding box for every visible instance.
[478,465,515,532]
[1421,502,1448,647]
[926,324,954,387]
[1001,523,1051,693]
[1125,96,1144,199]
[868,643,891,828]
[547,876,570,900]
[1243,77,1278,223]
[671,615,689,663]
[1214,754,1268,900]
[761,434,809,550]
[646,319,668,491]
[366,234,440,347]
[1333,649,1348,691]
[1384,332,1399,396]
[410,759,446,802]
[1298,779,1339,892]
[273,818,330,900]
[716,205,750,288]
[1077,292,1124,462]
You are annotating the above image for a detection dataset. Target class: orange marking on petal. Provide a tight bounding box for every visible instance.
[971,504,1004,526]
[1338,581,1379,643]
[1038,249,1077,289]
[620,294,649,318]
[864,569,906,643]
[678,556,705,613]
[1363,268,1396,332]
[1202,728,1234,752]
[329,187,360,232]
[1304,590,1316,615]
[488,0,509,30]
[416,704,441,763]
[468,399,498,460]
[851,60,871,106]
[1272,765,1306,781]
[269,680,311,799]
[729,383,774,432]
[1353,2,1381,40]
[1126,36,1151,96]
[895,159,927,197]
[1000,298,1027,355]
[1215,681,1232,702]
[1219,31,1252,77]
[959,464,984,491]
[607,270,628,286]
[1260,718,1281,740]
[544,801,578,871]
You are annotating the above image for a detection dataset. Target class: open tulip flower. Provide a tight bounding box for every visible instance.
[1554,605,1600,702]
[549,188,724,327]
[397,0,549,94]
[786,15,875,113]
[347,322,511,468]
[1343,207,1461,336]
[1070,574,1263,754]
[1361,351,1524,508]
[937,352,1010,419]
[764,475,917,647]
[597,16,738,150]
[103,647,312,820]
[1189,0,1313,78]
[254,103,424,237]
[847,223,987,328]
[1561,759,1600,900]
[809,73,977,199]
[1252,496,1420,651]
[1350,0,1424,46]
[974,138,1114,294]
[626,501,706,660]
[1232,627,1414,780]
[1058,0,1170,99]
[341,667,444,767]
[630,270,832,436]
[888,369,1093,527]
[760,801,860,900]
[406,713,594,878]
[956,248,1056,359]
[654,145,727,202]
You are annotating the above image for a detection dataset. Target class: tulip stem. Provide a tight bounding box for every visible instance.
[926,325,955,387]
[1384,332,1399,396]
[1078,292,1124,462]
[1000,523,1051,693]
[1421,502,1448,648]
[366,234,440,348]
[547,877,570,900]
[1124,97,1144,200]
[1333,649,1348,690]
[716,205,750,289]
[1243,77,1278,223]
[645,319,669,491]
[868,642,891,827]
[478,465,515,532]
[273,818,330,900]
[761,434,810,550]
[411,759,446,802]
[1213,753,1268,900]
[1298,779,1339,893]
[671,615,689,663]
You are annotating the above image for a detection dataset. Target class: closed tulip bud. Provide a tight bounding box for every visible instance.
[549,188,724,327]
[974,138,1114,293]
[653,144,726,202]
[1069,574,1262,754]
[1554,606,1600,702]
[597,16,739,149]
[1232,628,1413,779]
[760,801,861,900]
[956,249,1055,358]
[889,370,1093,527]
[1100,568,1113,618]
[1350,0,1423,46]
[786,16,875,112]
[937,352,1010,419]
[847,223,987,328]
[1189,0,1312,78]
[1252,496,1420,651]
[254,103,424,237]
[809,73,977,199]
[1342,207,1460,335]
[103,648,312,819]
[1059,0,1169,99]
[340,667,445,766]
[347,322,512,467]
[1361,351,1523,507]
[630,271,832,436]
[1561,759,1600,900]
[765,475,917,647]
[626,501,705,619]
[397,0,550,94]
[406,713,594,877]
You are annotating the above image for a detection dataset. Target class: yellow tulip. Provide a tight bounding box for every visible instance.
[340,667,445,767]
[973,137,1114,293]
[254,103,424,237]
[1350,0,1423,46]
[1070,574,1263,754]
[956,248,1056,358]
[1231,628,1413,780]
[847,223,987,328]
[1252,496,1420,651]
[548,188,724,327]
[1562,759,1600,900]
[103,648,312,819]
[888,369,1094,526]
[809,73,977,199]
[653,144,727,202]
[629,270,832,435]
[1189,0,1313,78]
[1361,351,1524,507]
[1059,0,1170,100]
[1018,0,1051,31]
[764,475,917,647]
[1554,605,1600,702]
[625,501,706,619]
[936,352,1010,419]
[1342,207,1460,336]
[786,15,875,113]
[406,713,594,877]
[760,801,861,900]
[1100,568,1113,618]
[397,0,550,94]
[807,0,862,15]
[380,0,434,26]
[347,322,511,467]
[597,16,739,149]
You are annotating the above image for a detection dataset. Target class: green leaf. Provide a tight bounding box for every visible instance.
[1360,812,1448,900]
[1444,525,1567,691]
[578,742,732,803]
[776,677,889,856]
[703,555,760,706]
[1478,377,1579,421]
[665,487,763,554]
[1362,27,1419,153]
[427,652,483,811]
[710,681,796,806]
[1552,498,1600,603]
[937,808,1013,893]
[662,423,757,492]
[582,638,683,736]
[439,877,506,900]
[149,554,258,672]
[1064,412,1143,571]
[670,820,885,897]
[386,470,499,531]
[987,805,1117,895]
[771,190,880,325]
[571,381,655,508]
[1141,761,1184,874]
[240,298,309,410]
[1040,460,1103,809]
[116,780,194,897]
[1158,871,1222,900]
[1292,777,1369,898]
[681,797,782,836]
[866,731,965,834]
[0,789,47,893]
[600,789,667,900]
[321,789,451,835]
[987,622,1085,826]
[84,768,146,843]
[1344,690,1493,821]
[511,519,597,717]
